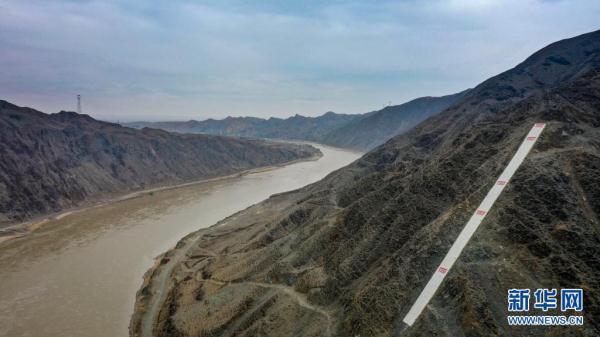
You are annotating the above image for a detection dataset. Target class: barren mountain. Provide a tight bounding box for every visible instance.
[132,30,600,337]
[125,92,466,151]
[125,111,358,143]
[0,102,320,227]
[321,91,468,150]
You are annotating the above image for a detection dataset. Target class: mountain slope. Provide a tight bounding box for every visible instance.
[125,111,359,142]
[0,101,320,227]
[131,30,600,337]
[321,91,468,150]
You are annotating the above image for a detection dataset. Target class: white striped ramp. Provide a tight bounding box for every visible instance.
[401,123,546,327]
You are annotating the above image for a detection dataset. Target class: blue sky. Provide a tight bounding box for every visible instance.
[1,0,599,121]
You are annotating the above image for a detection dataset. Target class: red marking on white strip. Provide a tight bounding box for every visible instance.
[402,123,546,327]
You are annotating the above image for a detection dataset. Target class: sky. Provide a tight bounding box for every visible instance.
[1,0,599,121]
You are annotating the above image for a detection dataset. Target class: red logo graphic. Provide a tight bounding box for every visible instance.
[476,209,487,216]
[438,266,448,274]
[527,136,537,141]
[496,180,507,186]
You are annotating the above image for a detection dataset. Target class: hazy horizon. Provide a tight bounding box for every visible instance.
[1,0,600,121]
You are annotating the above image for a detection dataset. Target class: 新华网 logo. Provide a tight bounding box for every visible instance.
[506,288,583,326]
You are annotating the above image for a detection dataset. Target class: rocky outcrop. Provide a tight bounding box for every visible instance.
[132,30,600,337]
[0,102,320,226]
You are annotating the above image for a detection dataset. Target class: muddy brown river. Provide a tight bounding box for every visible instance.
[0,144,361,337]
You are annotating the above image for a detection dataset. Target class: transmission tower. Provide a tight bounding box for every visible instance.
[77,94,82,114]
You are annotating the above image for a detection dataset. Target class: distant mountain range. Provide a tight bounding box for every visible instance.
[132,30,600,337]
[126,111,357,144]
[321,91,468,149]
[0,101,320,227]
[124,91,467,151]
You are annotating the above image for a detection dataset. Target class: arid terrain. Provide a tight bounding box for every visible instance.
[0,143,359,337]
[3,2,599,337]
[131,30,600,337]
[0,101,320,228]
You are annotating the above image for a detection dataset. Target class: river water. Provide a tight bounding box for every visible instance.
[0,144,361,337]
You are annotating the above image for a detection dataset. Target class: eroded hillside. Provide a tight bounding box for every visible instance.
[131,30,600,337]
[321,90,468,150]
[0,102,320,226]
